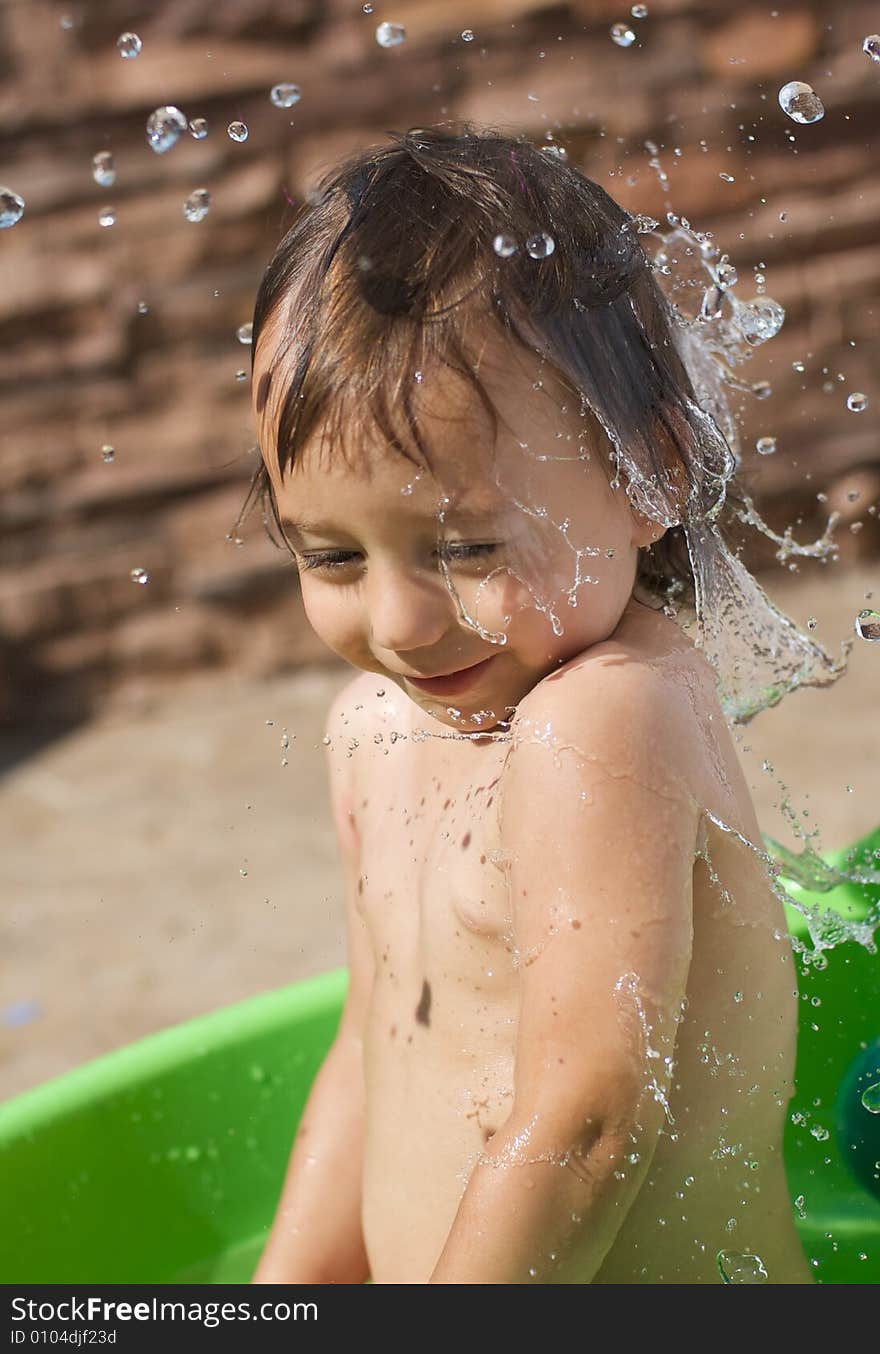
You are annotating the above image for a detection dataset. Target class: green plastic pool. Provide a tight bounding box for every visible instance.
[1,829,878,1284]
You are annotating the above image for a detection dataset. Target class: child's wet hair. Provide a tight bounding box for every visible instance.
[243,121,752,608]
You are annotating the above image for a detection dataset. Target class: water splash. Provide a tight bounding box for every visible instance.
[270,84,301,108]
[146,106,188,154]
[183,189,211,223]
[0,188,25,228]
[778,81,825,125]
[717,1249,768,1283]
[854,610,880,641]
[611,24,636,48]
[116,32,142,59]
[525,232,555,259]
[376,22,406,48]
[493,233,518,257]
[91,151,115,187]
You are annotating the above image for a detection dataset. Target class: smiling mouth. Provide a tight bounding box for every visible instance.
[405,655,497,695]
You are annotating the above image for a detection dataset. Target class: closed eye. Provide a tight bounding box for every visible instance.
[297,543,500,575]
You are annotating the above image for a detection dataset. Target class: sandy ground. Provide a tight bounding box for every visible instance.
[1,563,878,1102]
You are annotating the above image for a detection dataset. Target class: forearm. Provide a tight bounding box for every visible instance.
[429,1117,645,1285]
[251,1036,370,1285]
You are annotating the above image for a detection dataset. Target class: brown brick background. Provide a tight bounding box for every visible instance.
[1,0,878,725]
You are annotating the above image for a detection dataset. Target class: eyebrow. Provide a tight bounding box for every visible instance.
[281,505,505,534]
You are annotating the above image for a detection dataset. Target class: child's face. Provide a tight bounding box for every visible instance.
[253,324,661,733]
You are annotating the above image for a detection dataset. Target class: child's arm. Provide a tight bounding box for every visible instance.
[429,662,698,1285]
[251,682,373,1285]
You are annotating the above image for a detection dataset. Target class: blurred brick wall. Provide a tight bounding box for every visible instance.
[1,0,877,722]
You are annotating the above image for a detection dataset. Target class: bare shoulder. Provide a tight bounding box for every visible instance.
[323,668,414,798]
[513,605,758,841]
[325,668,412,740]
[512,609,715,794]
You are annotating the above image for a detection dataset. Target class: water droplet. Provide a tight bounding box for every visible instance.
[146,106,188,154]
[525,231,555,259]
[778,80,824,125]
[235,369,247,382]
[846,392,868,413]
[240,866,248,877]
[137,301,149,315]
[189,117,208,140]
[130,567,149,585]
[756,436,777,456]
[855,609,880,642]
[752,381,772,400]
[632,213,659,233]
[734,296,785,346]
[807,616,817,630]
[227,121,248,143]
[717,1250,768,1283]
[59,14,75,30]
[719,172,735,183]
[733,991,743,1003]
[376,21,406,48]
[236,322,253,345]
[862,35,880,63]
[631,4,649,16]
[101,444,115,463]
[492,233,518,258]
[716,256,738,289]
[116,31,142,59]
[461,30,475,43]
[0,188,25,228]
[270,83,301,108]
[92,151,115,187]
[611,23,636,47]
[700,285,724,322]
[98,205,116,228]
[363,2,374,12]
[792,360,805,373]
[183,188,211,223]
[810,1125,830,1142]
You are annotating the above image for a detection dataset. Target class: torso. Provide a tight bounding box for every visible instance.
[343,607,813,1283]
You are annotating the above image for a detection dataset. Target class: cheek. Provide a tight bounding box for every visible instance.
[299,583,362,652]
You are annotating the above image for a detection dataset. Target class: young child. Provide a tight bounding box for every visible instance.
[245,124,818,1284]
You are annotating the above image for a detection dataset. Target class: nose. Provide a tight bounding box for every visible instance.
[367,562,453,656]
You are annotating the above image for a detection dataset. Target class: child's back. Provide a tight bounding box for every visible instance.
[334,601,812,1283]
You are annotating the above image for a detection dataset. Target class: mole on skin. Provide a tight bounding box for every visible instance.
[415,979,432,1027]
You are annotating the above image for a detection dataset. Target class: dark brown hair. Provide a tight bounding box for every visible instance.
[242,121,752,608]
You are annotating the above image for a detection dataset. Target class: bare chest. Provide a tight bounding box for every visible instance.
[351,721,520,1037]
